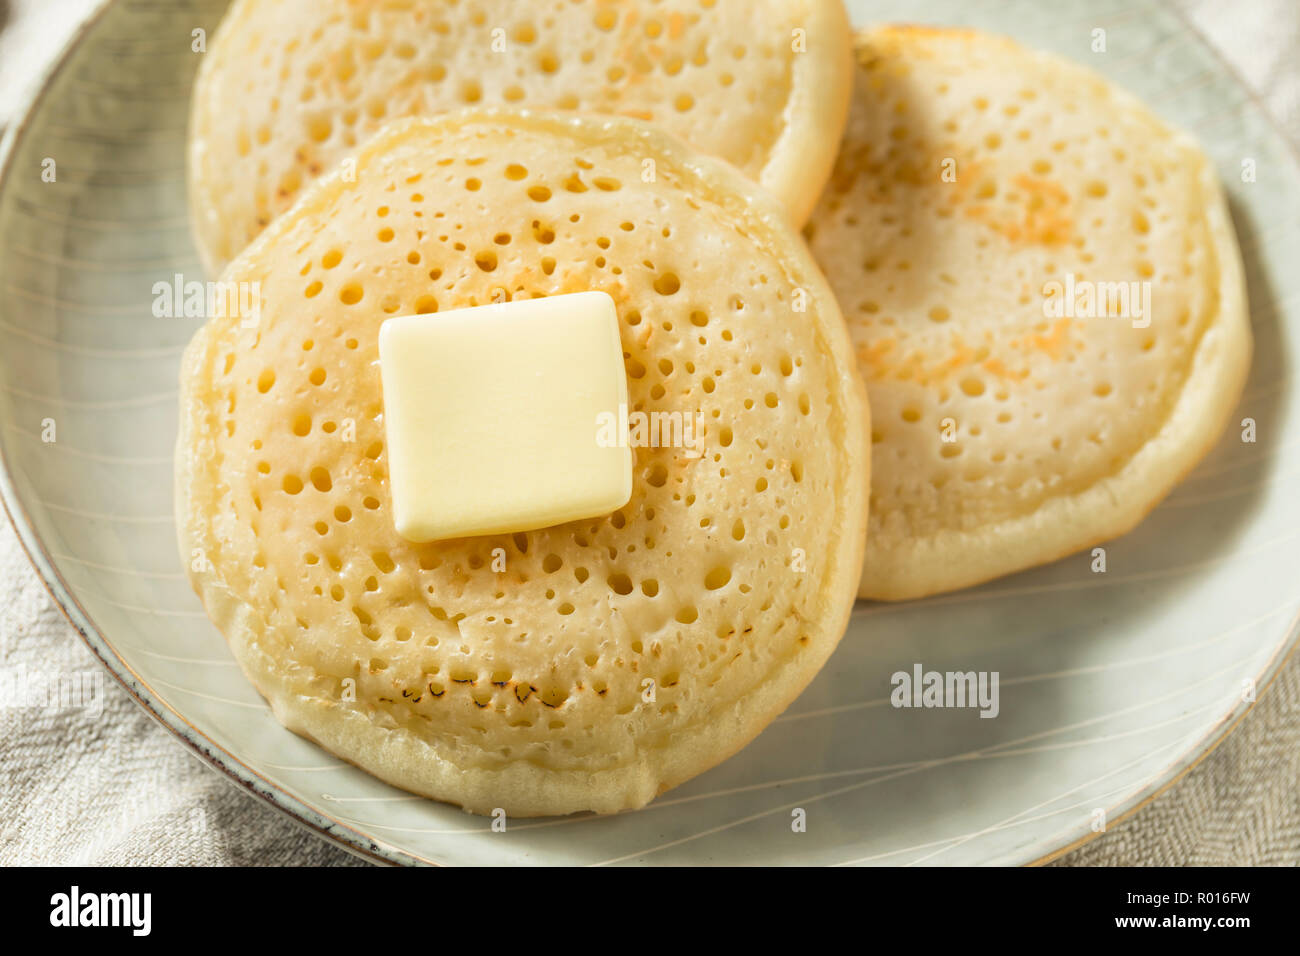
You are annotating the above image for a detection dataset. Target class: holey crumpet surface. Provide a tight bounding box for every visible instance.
[187,0,853,270]
[175,110,869,817]
[808,26,1251,600]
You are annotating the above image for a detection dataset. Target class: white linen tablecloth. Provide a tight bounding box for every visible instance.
[0,0,1296,866]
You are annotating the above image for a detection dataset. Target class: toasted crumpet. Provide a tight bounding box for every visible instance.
[806,27,1251,600]
[176,109,869,816]
[188,0,852,271]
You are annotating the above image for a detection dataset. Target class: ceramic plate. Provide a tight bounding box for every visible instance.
[1,0,1296,865]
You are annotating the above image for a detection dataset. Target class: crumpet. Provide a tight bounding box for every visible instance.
[188,0,853,270]
[807,27,1251,601]
[176,109,869,816]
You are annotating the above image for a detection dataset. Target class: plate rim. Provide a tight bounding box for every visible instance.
[0,0,420,868]
[0,0,1295,867]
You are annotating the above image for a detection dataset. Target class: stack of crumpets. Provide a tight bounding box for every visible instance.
[177,4,1250,815]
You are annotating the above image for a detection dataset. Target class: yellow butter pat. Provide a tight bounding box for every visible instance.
[378,291,632,542]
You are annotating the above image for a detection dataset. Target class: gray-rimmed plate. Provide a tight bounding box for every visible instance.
[0,0,1296,865]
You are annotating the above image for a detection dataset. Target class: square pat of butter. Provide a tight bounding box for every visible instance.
[378,291,632,542]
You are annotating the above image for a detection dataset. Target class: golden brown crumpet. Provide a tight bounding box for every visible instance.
[188,0,853,270]
[176,110,870,816]
[806,26,1251,601]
